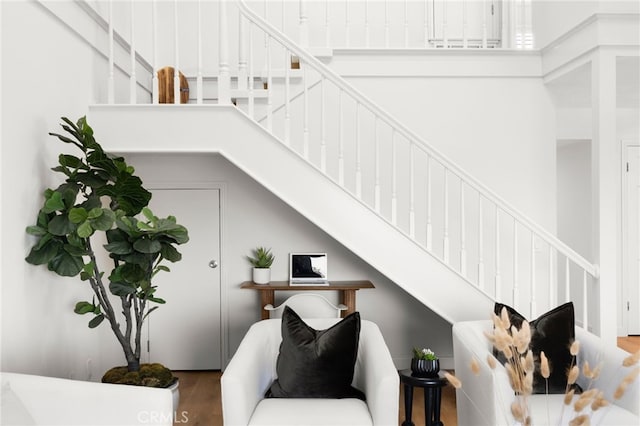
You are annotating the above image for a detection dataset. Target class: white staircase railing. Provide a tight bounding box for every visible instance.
[81,0,597,332]
[244,0,535,50]
[233,0,598,331]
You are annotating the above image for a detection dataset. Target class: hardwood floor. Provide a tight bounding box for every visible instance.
[618,335,640,354]
[173,371,222,426]
[173,336,639,425]
[172,370,457,426]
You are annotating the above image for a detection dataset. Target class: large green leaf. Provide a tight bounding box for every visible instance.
[61,188,78,210]
[152,265,170,278]
[160,244,182,262]
[36,210,51,228]
[68,208,88,224]
[87,208,103,219]
[97,174,151,216]
[43,192,65,213]
[133,237,162,254]
[119,251,153,267]
[34,233,54,251]
[75,171,108,188]
[103,240,132,255]
[90,209,114,231]
[74,301,95,315]
[164,226,189,244]
[109,281,136,296]
[80,262,99,282]
[47,215,75,236]
[60,153,86,167]
[25,239,62,265]
[48,132,83,150]
[26,225,48,236]
[120,263,146,284]
[141,207,156,223]
[47,250,84,277]
[76,221,93,238]
[88,314,105,329]
[63,244,88,257]
[115,216,142,238]
[80,195,102,211]
[86,150,119,180]
[65,233,85,249]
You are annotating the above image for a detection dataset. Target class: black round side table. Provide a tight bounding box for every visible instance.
[399,369,448,426]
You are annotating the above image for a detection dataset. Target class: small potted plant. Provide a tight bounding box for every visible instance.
[411,347,439,377]
[247,247,275,284]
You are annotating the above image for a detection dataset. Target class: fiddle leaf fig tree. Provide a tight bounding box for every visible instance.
[25,116,189,374]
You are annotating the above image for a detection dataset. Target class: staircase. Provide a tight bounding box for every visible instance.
[54,0,599,330]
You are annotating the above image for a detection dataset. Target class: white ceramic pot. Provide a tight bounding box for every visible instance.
[168,379,180,412]
[252,267,271,284]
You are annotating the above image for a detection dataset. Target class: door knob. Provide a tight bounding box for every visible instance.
[209,260,219,269]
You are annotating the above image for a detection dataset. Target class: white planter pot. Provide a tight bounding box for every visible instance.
[168,379,180,412]
[252,267,271,284]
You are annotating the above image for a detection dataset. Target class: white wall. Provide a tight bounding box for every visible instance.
[557,141,592,259]
[557,108,640,141]
[124,153,454,368]
[0,2,453,380]
[1,1,123,381]
[347,76,558,231]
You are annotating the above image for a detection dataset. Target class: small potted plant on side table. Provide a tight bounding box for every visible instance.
[411,347,440,377]
[247,247,275,284]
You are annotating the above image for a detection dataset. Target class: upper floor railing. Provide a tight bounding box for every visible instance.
[244,0,535,49]
[69,0,597,333]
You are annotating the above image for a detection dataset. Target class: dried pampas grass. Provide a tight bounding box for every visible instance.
[567,365,580,385]
[469,309,639,426]
[564,388,576,405]
[622,350,640,367]
[590,391,608,411]
[568,414,590,426]
[570,340,580,356]
[540,351,550,379]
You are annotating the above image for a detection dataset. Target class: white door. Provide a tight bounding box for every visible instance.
[624,145,640,335]
[146,188,222,369]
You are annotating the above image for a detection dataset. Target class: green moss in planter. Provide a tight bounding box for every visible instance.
[102,363,176,388]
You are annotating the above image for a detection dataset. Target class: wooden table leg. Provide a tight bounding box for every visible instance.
[340,289,357,317]
[260,290,274,320]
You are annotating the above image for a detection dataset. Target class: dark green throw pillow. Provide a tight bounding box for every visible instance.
[494,302,577,394]
[266,306,365,400]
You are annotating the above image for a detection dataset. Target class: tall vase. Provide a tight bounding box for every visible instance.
[411,358,440,377]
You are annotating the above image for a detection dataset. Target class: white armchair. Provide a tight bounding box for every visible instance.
[452,320,640,426]
[1,372,174,425]
[263,293,347,318]
[221,318,399,426]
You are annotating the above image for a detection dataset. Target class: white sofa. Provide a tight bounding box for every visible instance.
[452,320,640,426]
[221,318,399,426]
[1,372,174,425]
